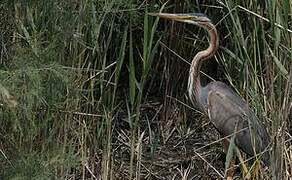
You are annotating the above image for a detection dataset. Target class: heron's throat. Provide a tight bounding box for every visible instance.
[188,22,218,107]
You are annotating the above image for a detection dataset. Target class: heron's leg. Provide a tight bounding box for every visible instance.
[226,158,236,180]
[236,148,251,179]
[223,139,235,180]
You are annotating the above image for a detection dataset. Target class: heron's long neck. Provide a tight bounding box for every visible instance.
[188,23,218,106]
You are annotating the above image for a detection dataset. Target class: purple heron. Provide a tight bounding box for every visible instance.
[150,13,270,165]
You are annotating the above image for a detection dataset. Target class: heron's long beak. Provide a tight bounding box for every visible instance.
[148,13,206,23]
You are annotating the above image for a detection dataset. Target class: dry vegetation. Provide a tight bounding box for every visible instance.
[0,0,291,179]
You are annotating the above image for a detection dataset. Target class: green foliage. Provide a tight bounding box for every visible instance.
[0,150,78,180]
[0,0,291,179]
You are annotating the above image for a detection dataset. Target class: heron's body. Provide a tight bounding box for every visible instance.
[199,81,270,164]
[150,12,270,165]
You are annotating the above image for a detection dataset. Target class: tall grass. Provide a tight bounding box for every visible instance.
[220,1,291,179]
[0,0,291,179]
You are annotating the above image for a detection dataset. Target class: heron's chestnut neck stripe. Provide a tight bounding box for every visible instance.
[188,22,218,107]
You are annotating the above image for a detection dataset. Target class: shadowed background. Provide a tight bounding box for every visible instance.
[0,0,291,179]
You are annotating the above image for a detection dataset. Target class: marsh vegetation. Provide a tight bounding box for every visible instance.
[0,1,291,179]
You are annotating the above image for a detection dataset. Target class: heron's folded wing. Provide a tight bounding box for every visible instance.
[207,90,249,135]
[207,89,256,156]
[205,83,270,163]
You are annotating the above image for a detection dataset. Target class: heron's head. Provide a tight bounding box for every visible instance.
[148,12,211,26]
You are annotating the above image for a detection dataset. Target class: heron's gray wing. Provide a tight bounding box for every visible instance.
[207,89,258,157]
